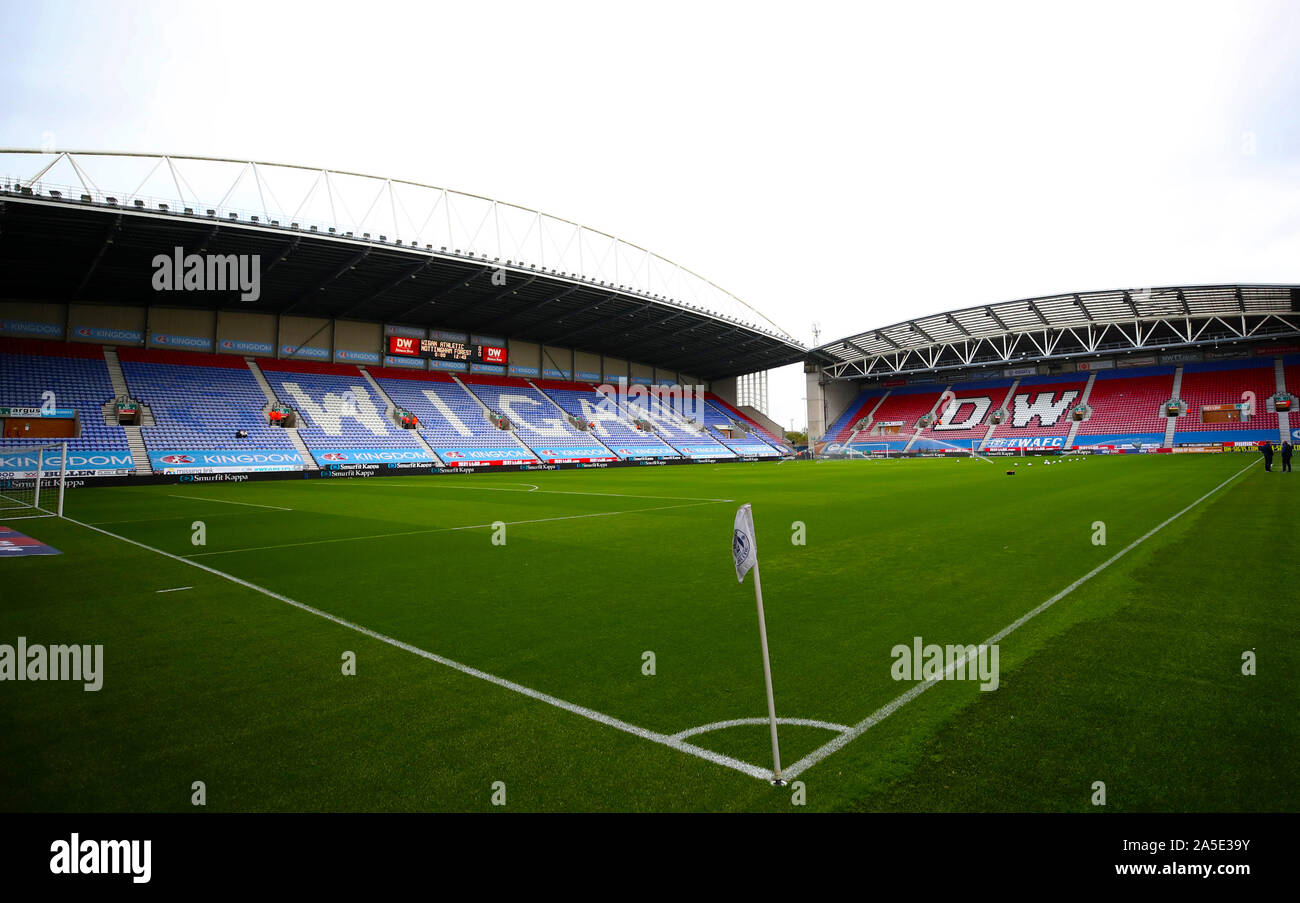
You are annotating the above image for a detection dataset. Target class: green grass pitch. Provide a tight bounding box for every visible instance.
[1,454,1295,812]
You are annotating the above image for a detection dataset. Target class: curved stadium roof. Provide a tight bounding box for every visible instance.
[810,283,1300,379]
[0,150,804,380]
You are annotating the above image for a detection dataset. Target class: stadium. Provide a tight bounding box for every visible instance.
[2,148,1297,818]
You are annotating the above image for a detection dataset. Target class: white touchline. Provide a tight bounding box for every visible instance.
[156,586,193,593]
[168,494,293,512]
[61,515,770,781]
[183,500,729,558]
[778,456,1262,781]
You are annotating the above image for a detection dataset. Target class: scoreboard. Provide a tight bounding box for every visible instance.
[387,335,507,366]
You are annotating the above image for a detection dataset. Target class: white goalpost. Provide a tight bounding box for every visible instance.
[919,435,995,463]
[0,441,68,520]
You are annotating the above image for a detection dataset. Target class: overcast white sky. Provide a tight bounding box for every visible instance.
[4,0,1300,431]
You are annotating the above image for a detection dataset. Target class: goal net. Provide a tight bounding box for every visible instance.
[911,435,994,463]
[0,441,67,520]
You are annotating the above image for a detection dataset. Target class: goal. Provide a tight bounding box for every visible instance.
[0,441,67,520]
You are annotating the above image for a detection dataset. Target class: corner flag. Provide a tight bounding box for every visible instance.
[733,504,757,583]
[732,503,784,784]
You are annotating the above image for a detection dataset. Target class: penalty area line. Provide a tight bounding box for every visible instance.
[780,455,1262,782]
[59,515,772,782]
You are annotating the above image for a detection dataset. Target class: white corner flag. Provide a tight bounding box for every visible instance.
[732,503,784,784]
[732,504,758,583]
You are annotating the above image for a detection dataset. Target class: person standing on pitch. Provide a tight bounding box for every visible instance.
[1260,440,1274,471]
[1282,441,1293,473]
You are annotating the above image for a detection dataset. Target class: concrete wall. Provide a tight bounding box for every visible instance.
[148,307,217,351]
[508,339,541,377]
[331,319,382,364]
[601,356,627,384]
[574,350,601,382]
[279,315,331,360]
[69,303,146,345]
[712,375,738,405]
[216,309,277,356]
[816,375,861,439]
[0,301,68,340]
[541,345,573,379]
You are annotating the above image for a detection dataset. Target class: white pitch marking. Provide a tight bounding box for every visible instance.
[779,456,1261,781]
[155,586,193,593]
[168,494,293,512]
[92,509,282,526]
[360,482,734,503]
[61,516,770,781]
[184,500,729,559]
[671,717,851,742]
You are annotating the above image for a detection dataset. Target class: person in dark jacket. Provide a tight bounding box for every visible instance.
[1282,441,1293,473]
[1260,441,1274,471]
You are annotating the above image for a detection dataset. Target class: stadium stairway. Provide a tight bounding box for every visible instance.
[1274,357,1291,444]
[529,380,682,459]
[525,379,621,459]
[1163,366,1183,448]
[452,374,546,459]
[359,366,443,465]
[102,347,154,474]
[902,388,951,452]
[1061,372,1097,449]
[119,424,153,475]
[737,404,787,446]
[702,394,787,451]
[634,396,744,458]
[245,358,319,471]
[835,390,891,449]
[975,379,1019,451]
[1170,359,1280,444]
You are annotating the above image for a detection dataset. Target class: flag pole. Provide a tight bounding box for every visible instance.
[751,557,784,785]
